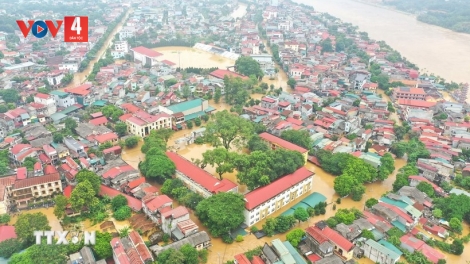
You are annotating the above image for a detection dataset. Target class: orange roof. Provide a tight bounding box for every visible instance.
[259,132,308,153]
[397,99,436,108]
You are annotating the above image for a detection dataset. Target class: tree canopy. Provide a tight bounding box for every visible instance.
[8,243,67,264]
[196,192,245,238]
[75,169,101,195]
[204,110,254,150]
[235,56,264,79]
[199,148,236,179]
[14,213,50,244]
[70,180,99,212]
[280,130,312,149]
[101,105,124,121]
[92,232,113,260]
[139,148,175,183]
[286,229,305,247]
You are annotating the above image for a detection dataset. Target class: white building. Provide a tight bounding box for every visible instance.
[33,93,57,116]
[362,239,401,264]
[130,46,163,66]
[59,59,79,73]
[250,54,274,70]
[49,90,76,108]
[119,26,135,40]
[161,206,190,234]
[243,167,313,226]
[111,41,129,59]
[46,71,64,86]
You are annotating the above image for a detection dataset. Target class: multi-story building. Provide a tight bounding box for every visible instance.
[130,46,162,66]
[65,84,94,106]
[111,41,129,59]
[118,26,136,41]
[49,90,76,108]
[392,87,426,101]
[58,58,79,72]
[305,221,355,260]
[33,93,57,116]
[63,137,86,157]
[159,99,215,130]
[259,132,308,164]
[46,70,64,87]
[161,206,190,234]
[122,111,172,138]
[10,173,62,209]
[111,231,153,264]
[243,167,314,226]
[166,152,238,198]
[362,239,401,264]
[9,144,38,165]
[142,194,173,224]
[0,176,15,214]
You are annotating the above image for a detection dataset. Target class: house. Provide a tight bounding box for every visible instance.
[50,90,76,108]
[34,93,57,116]
[271,239,296,264]
[362,239,401,264]
[173,219,199,241]
[244,167,314,226]
[159,99,215,130]
[161,206,190,233]
[305,221,354,260]
[166,152,238,197]
[130,46,162,66]
[65,84,94,106]
[110,230,153,264]
[99,185,142,211]
[423,224,448,238]
[10,173,62,209]
[0,176,16,214]
[142,194,173,224]
[408,176,445,196]
[149,231,211,256]
[9,143,38,165]
[102,165,139,190]
[122,111,172,137]
[67,246,99,264]
[63,137,86,157]
[43,144,58,164]
[94,132,119,146]
[111,41,129,59]
[259,132,308,164]
[234,253,251,264]
[400,234,445,264]
[392,87,426,101]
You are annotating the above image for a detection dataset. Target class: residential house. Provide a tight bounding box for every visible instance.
[305,221,354,260]
[9,144,39,165]
[142,194,173,224]
[161,206,190,233]
[149,231,211,256]
[63,137,86,157]
[0,176,15,214]
[50,90,76,108]
[400,234,445,264]
[110,230,154,264]
[34,93,57,116]
[166,152,238,197]
[362,239,401,264]
[244,167,314,226]
[102,164,139,190]
[65,84,94,106]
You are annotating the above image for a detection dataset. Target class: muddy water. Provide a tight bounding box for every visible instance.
[9,207,63,232]
[152,46,235,69]
[230,4,248,20]
[294,0,470,84]
[64,9,132,88]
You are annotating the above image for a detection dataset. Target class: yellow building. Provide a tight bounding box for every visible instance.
[10,173,62,209]
[259,132,308,164]
[124,111,173,137]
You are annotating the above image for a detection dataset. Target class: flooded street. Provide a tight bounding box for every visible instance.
[230,4,247,20]
[295,0,470,83]
[9,207,62,232]
[64,9,132,89]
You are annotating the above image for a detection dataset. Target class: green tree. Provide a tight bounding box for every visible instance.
[235,56,264,79]
[286,229,305,247]
[451,239,464,255]
[204,110,254,150]
[181,85,192,99]
[214,88,222,103]
[92,232,113,259]
[287,78,297,89]
[180,244,199,264]
[320,38,334,53]
[388,236,401,247]
[449,217,462,234]
[113,205,132,221]
[195,192,245,237]
[274,215,296,233]
[378,153,395,180]
[361,229,375,240]
[247,135,270,152]
[101,105,124,121]
[70,180,99,212]
[9,243,67,264]
[114,122,127,137]
[0,239,23,258]
[53,195,68,219]
[139,150,175,183]
[262,218,277,237]
[326,217,338,228]
[111,194,128,211]
[416,181,435,197]
[432,208,443,218]
[201,148,236,179]
[365,198,379,208]
[75,170,101,195]
[22,157,37,171]
[0,104,7,113]
[280,130,312,149]
[14,213,50,244]
[293,207,309,223]
[335,209,355,225]
[153,128,175,143]
[334,175,356,197]
[2,89,19,103]
[52,133,63,143]
[124,136,139,148]
[64,117,77,131]
[158,248,186,264]
[0,213,10,224]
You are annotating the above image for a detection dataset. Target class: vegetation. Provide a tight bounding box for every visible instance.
[196,192,245,239]
[160,179,204,210]
[113,205,132,221]
[14,213,50,245]
[262,215,297,236]
[8,242,68,264]
[124,136,139,148]
[392,163,419,192]
[197,148,236,179]
[139,130,175,183]
[280,130,312,149]
[286,229,305,247]
[391,139,430,162]
[235,56,264,79]
[158,244,204,264]
[0,213,10,224]
[92,232,113,259]
[0,239,23,258]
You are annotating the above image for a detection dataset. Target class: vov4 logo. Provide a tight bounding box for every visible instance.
[16,16,88,42]
[34,230,96,245]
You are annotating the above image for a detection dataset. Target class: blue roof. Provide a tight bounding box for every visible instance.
[185,111,206,121]
[283,241,307,264]
[371,229,384,241]
[281,208,295,216]
[366,239,401,260]
[391,220,406,232]
[378,239,403,256]
[167,98,204,113]
[380,197,408,209]
[300,192,327,208]
[92,100,107,106]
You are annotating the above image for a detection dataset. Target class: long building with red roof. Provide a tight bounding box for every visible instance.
[259,132,308,164]
[243,166,314,226]
[130,46,163,67]
[166,152,238,198]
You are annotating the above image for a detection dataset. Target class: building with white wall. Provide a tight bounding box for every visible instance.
[33,93,57,116]
[111,41,129,59]
[49,90,76,108]
[130,46,163,66]
[243,167,314,226]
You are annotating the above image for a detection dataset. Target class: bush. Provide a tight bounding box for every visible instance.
[111,195,128,211]
[125,136,139,148]
[250,226,259,233]
[235,235,244,242]
[194,137,205,144]
[113,206,131,221]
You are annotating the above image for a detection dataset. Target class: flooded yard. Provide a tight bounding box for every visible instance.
[152,46,235,69]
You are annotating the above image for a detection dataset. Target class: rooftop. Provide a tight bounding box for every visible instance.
[13,173,60,190]
[259,132,308,153]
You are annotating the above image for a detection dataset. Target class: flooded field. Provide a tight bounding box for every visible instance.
[152,46,236,69]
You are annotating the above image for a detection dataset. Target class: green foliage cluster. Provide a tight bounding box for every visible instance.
[160,179,204,210]
[262,215,297,236]
[235,56,264,79]
[280,130,312,149]
[391,139,430,162]
[139,130,175,183]
[158,244,205,264]
[286,229,305,247]
[0,150,9,175]
[427,238,464,255]
[392,163,419,192]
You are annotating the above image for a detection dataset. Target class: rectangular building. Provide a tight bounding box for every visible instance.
[10,173,62,208]
[159,99,215,130]
[392,87,426,101]
[243,167,314,226]
[259,132,308,164]
[122,111,172,137]
[363,239,401,264]
[166,152,238,198]
[130,46,162,66]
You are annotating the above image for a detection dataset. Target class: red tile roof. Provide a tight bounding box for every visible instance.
[120,103,141,114]
[307,254,321,262]
[128,231,153,262]
[99,185,142,211]
[315,225,354,251]
[65,84,92,96]
[419,243,445,264]
[110,237,132,264]
[34,93,51,99]
[127,177,146,189]
[16,167,27,180]
[379,202,413,223]
[103,145,122,155]
[166,152,238,194]
[234,254,251,264]
[90,112,103,118]
[63,185,73,198]
[94,132,118,144]
[162,206,189,219]
[245,167,313,210]
[397,99,436,108]
[102,165,135,179]
[251,256,265,264]
[209,69,249,80]
[131,46,163,58]
[145,195,172,212]
[259,132,308,153]
[393,87,426,95]
[13,173,60,190]
[0,226,17,243]
[11,144,32,155]
[38,153,51,164]
[89,116,108,126]
[33,162,42,171]
[306,226,329,244]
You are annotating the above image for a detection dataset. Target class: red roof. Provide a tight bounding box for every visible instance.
[102,165,135,179]
[306,226,329,244]
[245,167,313,210]
[63,185,73,198]
[393,87,425,95]
[94,133,118,144]
[311,224,354,251]
[13,173,60,190]
[34,93,51,99]
[145,195,172,212]
[379,202,413,223]
[0,226,17,243]
[127,177,146,189]
[166,152,238,194]
[251,256,265,264]
[16,167,27,180]
[99,185,142,211]
[400,233,425,250]
[89,116,108,126]
[161,206,189,219]
[419,244,445,264]
[44,165,58,175]
[65,84,92,96]
[131,46,162,58]
[397,99,436,108]
[307,254,321,262]
[38,153,51,164]
[120,103,141,114]
[11,144,32,155]
[209,69,249,80]
[90,112,103,118]
[259,132,308,153]
[33,162,42,171]
[234,254,251,264]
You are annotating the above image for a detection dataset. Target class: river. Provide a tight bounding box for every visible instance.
[293,0,470,84]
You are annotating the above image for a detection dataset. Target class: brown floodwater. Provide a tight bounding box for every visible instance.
[9,207,63,232]
[152,46,236,69]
